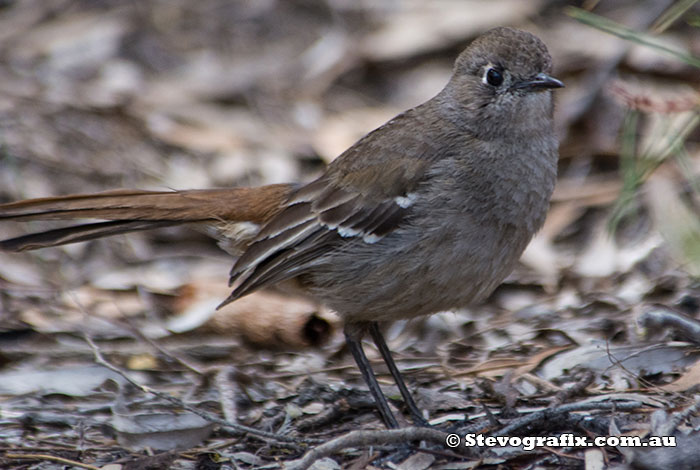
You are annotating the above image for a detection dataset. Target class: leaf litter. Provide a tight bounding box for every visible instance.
[0,0,699,469]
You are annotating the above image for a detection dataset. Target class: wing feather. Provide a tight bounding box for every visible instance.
[222,177,413,307]
[222,109,441,306]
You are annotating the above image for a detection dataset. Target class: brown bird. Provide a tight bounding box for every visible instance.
[0,27,563,428]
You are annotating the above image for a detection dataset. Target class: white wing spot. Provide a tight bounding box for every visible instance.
[394,193,417,208]
[362,233,381,244]
[337,226,360,238]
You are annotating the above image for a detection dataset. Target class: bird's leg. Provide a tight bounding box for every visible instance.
[368,322,429,426]
[344,324,399,428]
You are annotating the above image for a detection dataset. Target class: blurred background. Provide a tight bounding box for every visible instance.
[0,0,698,466]
[0,0,697,287]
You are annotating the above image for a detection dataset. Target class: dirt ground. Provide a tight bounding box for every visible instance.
[0,1,699,469]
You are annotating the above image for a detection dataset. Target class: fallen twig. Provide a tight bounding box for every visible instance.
[5,452,100,470]
[495,400,644,436]
[84,333,319,448]
[284,427,451,470]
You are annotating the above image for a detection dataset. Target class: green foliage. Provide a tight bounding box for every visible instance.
[569,2,700,275]
[566,6,700,68]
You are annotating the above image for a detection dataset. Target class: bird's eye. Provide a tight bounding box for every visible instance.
[484,68,504,87]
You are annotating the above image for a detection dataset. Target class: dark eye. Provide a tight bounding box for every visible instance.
[484,68,504,87]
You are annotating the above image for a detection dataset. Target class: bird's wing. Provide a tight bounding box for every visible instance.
[222,131,436,306]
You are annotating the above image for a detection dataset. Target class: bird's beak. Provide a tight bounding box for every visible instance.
[513,73,564,91]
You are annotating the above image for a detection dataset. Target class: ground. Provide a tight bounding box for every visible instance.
[0,1,699,469]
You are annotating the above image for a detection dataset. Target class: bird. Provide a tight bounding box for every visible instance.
[0,27,563,428]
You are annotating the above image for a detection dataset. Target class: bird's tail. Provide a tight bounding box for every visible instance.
[0,185,294,252]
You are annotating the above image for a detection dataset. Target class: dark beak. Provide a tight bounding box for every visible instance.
[513,72,564,91]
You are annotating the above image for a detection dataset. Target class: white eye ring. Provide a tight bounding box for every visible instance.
[483,67,504,87]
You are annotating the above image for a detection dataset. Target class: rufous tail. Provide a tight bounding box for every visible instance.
[0,185,294,251]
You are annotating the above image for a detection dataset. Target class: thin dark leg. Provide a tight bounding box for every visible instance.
[368,322,429,426]
[344,327,399,429]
